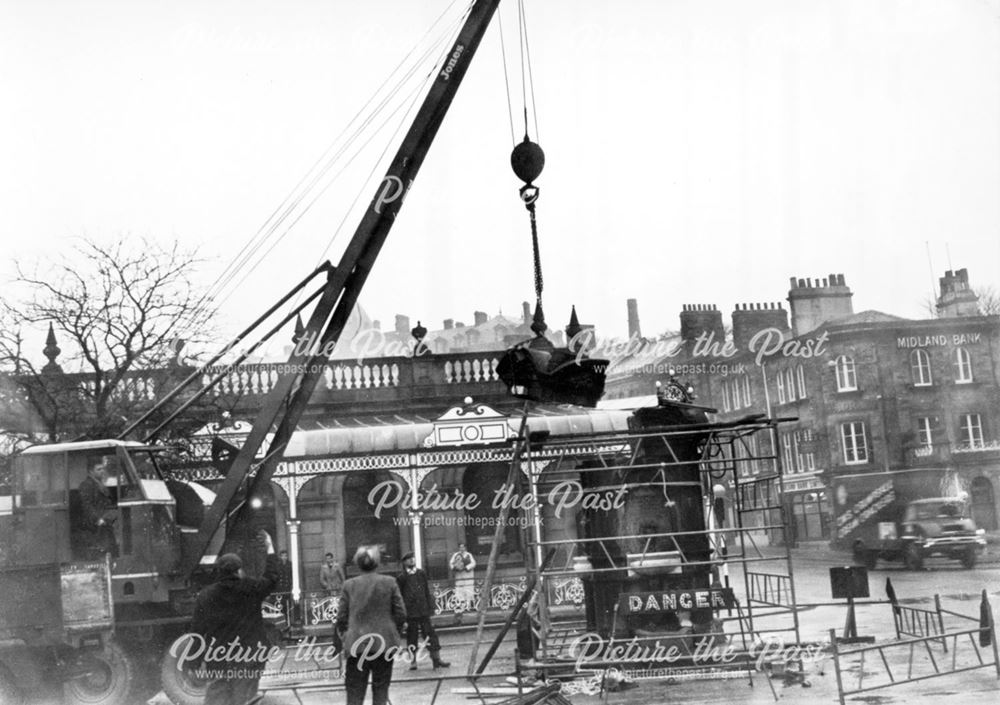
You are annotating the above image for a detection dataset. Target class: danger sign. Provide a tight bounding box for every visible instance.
[619,588,736,614]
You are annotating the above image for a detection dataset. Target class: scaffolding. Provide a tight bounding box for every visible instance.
[508,414,800,684]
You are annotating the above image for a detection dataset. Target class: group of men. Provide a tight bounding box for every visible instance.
[74,454,477,705]
[190,543,476,705]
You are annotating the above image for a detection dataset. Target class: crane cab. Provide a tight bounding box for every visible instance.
[4,440,183,604]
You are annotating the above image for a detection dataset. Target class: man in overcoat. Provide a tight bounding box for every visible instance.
[190,531,280,705]
[335,545,407,705]
[396,552,450,670]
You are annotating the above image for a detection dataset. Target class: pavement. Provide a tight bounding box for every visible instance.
[144,541,1000,705]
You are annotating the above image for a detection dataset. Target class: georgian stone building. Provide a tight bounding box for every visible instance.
[605,268,1000,543]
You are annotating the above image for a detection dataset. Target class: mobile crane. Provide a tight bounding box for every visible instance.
[0,3,505,703]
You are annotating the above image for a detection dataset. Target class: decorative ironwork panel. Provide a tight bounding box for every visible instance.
[301,591,341,627]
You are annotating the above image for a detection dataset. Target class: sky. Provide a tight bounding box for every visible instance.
[3,0,999,358]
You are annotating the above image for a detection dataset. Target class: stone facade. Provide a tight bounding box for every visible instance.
[606,270,1000,543]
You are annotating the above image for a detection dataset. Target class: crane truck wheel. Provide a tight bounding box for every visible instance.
[62,640,136,705]
[160,634,209,705]
[960,548,977,569]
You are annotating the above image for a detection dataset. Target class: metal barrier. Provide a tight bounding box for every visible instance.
[891,593,947,651]
[830,590,999,705]
[746,572,793,607]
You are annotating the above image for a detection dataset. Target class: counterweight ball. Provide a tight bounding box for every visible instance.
[511,138,545,184]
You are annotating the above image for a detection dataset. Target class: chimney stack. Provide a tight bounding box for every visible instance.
[474,311,488,327]
[394,314,410,339]
[731,302,790,350]
[679,304,725,356]
[787,273,853,336]
[627,298,642,339]
[936,268,979,318]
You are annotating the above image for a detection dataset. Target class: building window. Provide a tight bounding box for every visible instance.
[796,365,807,399]
[916,417,933,451]
[910,349,932,386]
[959,413,984,449]
[742,375,752,407]
[840,421,869,464]
[721,382,731,412]
[734,433,760,475]
[781,433,795,473]
[776,372,786,404]
[784,369,797,402]
[794,429,815,472]
[730,379,741,409]
[954,348,973,384]
[835,355,857,391]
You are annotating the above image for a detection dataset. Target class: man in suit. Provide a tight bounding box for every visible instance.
[335,545,406,705]
[77,457,118,560]
[190,531,280,705]
[320,552,345,592]
[277,550,294,593]
[396,552,450,670]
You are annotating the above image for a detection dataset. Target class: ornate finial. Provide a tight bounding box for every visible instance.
[42,323,62,374]
[530,302,547,336]
[565,305,582,341]
[293,314,305,345]
[411,321,427,342]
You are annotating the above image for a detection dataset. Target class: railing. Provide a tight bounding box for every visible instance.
[891,594,947,651]
[197,352,501,398]
[261,577,585,629]
[746,572,793,607]
[25,351,506,406]
[262,590,341,628]
[830,591,999,705]
[430,576,585,617]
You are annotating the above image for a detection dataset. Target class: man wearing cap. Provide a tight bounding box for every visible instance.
[190,531,280,705]
[76,456,119,560]
[396,552,450,670]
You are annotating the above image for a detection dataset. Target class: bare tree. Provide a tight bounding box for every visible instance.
[919,285,999,318]
[976,285,1000,316]
[0,235,217,442]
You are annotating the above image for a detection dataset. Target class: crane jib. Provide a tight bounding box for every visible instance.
[184,0,503,572]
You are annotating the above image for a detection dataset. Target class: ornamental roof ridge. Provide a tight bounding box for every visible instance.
[424,399,516,448]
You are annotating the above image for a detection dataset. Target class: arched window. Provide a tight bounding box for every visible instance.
[954,348,973,383]
[835,355,856,391]
[910,349,932,386]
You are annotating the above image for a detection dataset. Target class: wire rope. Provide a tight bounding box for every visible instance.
[205,4,470,327]
[189,0,469,328]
